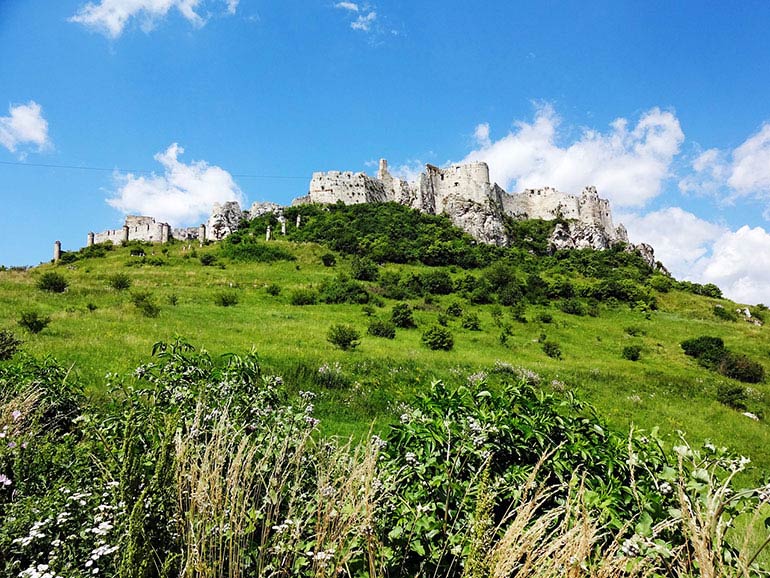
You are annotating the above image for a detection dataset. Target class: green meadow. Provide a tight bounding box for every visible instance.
[2,221,769,481]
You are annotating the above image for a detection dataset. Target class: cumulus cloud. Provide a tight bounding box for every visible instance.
[351,11,377,31]
[0,101,51,154]
[680,123,770,212]
[462,105,684,208]
[71,0,238,38]
[620,208,726,278]
[107,143,245,225]
[335,2,359,11]
[696,226,770,305]
[621,207,770,304]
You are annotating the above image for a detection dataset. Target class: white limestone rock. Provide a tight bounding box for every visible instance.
[247,201,283,219]
[207,201,243,241]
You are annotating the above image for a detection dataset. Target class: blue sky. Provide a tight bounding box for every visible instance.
[3,1,770,303]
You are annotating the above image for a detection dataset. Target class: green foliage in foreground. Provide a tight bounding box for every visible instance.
[1,345,769,577]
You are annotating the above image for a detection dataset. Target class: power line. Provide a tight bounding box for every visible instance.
[0,159,308,179]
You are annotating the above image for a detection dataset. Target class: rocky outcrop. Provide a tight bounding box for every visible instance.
[247,201,283,219]
[548,222,618,252]
[441,197,509,246]
[207,201,243,241]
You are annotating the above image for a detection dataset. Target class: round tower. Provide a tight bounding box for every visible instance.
[53,240,61,262]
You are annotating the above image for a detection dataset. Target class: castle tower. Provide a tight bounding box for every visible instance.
[160,223,170,244]
[122,225,130,245]
[198,224,206,246]
[377,158,389,180]
[53,241,61,262]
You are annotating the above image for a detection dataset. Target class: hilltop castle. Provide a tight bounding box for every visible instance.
[292,159,631,252]
[75,158,655,266]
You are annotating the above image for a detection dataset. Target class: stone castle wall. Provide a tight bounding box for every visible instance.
[307,171,390,205]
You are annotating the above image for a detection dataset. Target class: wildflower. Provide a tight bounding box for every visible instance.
[0,473,11,487]
[11,409,21,421]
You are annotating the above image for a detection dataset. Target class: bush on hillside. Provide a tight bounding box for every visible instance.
[461,312,481,331]
[219,237,296,262]
[716,383,748,410]
[367,319,396,339]
[327,324,360,350]
[319,275,370,304]
[0,329,22,359]
[681,336,726,367]
[421,325,454,350]
[445,302,463,317]
[199,253,218,266]
[265,283,281,296]
[391,303,416,328]
[214,291,239,307]
[18,310,51,334]
[107,272,132,291]
[719,352,765,384]
[290,289,317,306]
[131,291,160,318]
[622,345,642,361]
[559,298,587,316]
[36,272,68,293]
[713,305,738,322]
[350,256,379,281]
[542,340,562,359]
[320,252,336,267]
[421,269,454,295]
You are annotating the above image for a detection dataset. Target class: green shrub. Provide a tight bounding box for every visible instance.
[319,274,370,304]
[367,319,396,339]
[719,352,765,383]
[559,298,587,316]
[422,325,454,350]
[0,329,22,359]
[542,340,562,359]
[200,253,217,266]
[214,291,239,307]
[290,289,317,305]
[681,336,726,367]
[537,312,553,324]
[320,252,337,267]
[168,294,179,306]
[219,238,296,262]
[445,302,463,317]
[350,256,379,281]
[86,302,98,312]
[625,326,645,337]
[131,291,160,318]
[648,274,673,293]
[622,345,642,361]
[18,310,51,333]
[716,383,748,410]
[421,270,454,295]
[461,312,481,331]
[437,313,449,326]
[391,303,416,328]
[107,272,132,291]
[713,305,738,322]
[266,283,282,296]
[327,324,360,350]
[36,271,68,293]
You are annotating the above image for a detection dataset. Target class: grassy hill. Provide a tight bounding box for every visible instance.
[1,203,768,478]
[3,203,770,576]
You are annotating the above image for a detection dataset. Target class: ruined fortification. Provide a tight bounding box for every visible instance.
[80,158,655,266]
[293,159,633,253]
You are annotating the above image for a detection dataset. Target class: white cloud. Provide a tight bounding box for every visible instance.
[620,207,726,278]
[351,11,377,31]
[335,2,359,11]
[679,123,770,212]
[71,0,237,38]
[107,143,245,225]
[0,101,51,154]
[696,225,770,305]
[462,105,684,208]
[727,123,770,195]
[621,207,770,304]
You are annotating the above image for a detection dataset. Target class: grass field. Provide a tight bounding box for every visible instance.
[2,238,769,482]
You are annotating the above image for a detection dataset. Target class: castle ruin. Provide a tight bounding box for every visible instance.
[84,158,655,264]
